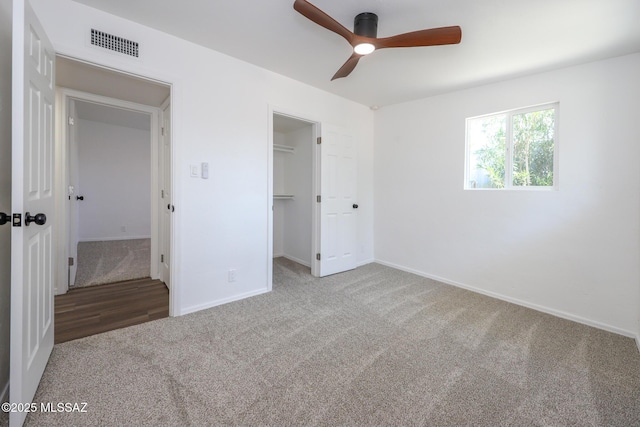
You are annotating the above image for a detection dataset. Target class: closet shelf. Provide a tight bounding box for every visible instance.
[274,194,295,200]
[274,144,295,153]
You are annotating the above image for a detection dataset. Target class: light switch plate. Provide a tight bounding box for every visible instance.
[190,164,199,177]
[201,162,209,179]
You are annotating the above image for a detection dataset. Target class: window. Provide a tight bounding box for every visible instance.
[465,103,558,189]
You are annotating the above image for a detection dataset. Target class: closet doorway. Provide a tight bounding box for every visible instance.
[272,113,316,272]
[269,110,359,284]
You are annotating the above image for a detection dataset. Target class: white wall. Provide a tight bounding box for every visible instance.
[375,53,640,337]
[77,118,151,241]
[0,0,11,405]
[283,126,313,265]
[32,0,375,315]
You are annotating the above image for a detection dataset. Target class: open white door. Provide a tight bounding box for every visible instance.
[159,99,171,288]
[10,1,55,426]
[318,124,357,277]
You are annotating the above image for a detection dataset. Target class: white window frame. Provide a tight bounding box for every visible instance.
[464,102,559,190]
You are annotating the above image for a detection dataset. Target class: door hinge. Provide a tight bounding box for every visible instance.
[161,254,164,263]
[161,127,165,136]
[68,257,74,266]
[316,253,321,261]
[316,137,321,144]
[68,116,75,126]
[161,189,165,198]
[12,213,21,227]
[316,195,321,203]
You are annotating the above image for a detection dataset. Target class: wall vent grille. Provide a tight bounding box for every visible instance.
[90,29,139,58]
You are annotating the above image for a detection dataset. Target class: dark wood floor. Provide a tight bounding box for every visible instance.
[55,278,169,344]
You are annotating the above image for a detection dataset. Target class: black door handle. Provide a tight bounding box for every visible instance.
[352,204,359,209]
[25,212,46,226]
[76,195,84,201]
[0,212,8,225]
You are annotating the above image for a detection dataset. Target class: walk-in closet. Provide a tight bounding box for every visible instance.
[273,114,314,266]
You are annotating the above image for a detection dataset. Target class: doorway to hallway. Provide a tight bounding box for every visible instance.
[55,56,173,340]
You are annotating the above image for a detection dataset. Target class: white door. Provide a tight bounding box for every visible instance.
[10,2,55,426]
[159,100,171,287]
[318,124,357,277]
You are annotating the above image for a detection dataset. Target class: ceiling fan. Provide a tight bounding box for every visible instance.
[293,0,462,80]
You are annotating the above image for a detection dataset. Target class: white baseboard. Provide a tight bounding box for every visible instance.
[0,380,8,404]
[274,254,373,269]
[636,334,640,354]
[179,287,270,316]
[276,255,373,269]
[357,258,374,267]
[273,253,312,268]
[375,259,637,339]
[281,254,311,268]
[79,236,151,242]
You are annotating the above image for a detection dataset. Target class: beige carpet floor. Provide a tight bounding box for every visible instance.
[73,239,151,288]
[20,258,640,426]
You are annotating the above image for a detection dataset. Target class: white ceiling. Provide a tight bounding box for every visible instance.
[71,0,640,107]
[274,114,313,134]
[74,100,151,131]
[57,56,170,107]
[57,56,167,131]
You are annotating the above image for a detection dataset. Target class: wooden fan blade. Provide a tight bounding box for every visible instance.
[293,0,355,44]
[374,26,462,49]
[331,53,363,80]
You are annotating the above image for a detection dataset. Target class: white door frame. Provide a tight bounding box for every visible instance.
[55,88,164,293]
[267,106,321,288]
[65,97,79,288]
[159,96,172,289]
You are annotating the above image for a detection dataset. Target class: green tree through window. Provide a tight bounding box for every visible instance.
[466,104,557,189]
[512,109,555,187]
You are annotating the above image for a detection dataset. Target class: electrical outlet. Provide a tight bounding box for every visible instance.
[228,269,237,283]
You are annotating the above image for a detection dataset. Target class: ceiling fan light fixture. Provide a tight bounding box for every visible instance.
[354,43,375,55]
[293,1,462,80]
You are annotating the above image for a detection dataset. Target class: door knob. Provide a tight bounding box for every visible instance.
[0,212,8,225]
[76,195,84,201]
[352,204,359,209]
[25,212,46,226]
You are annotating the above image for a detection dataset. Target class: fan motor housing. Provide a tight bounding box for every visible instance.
[354,12,378,38]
